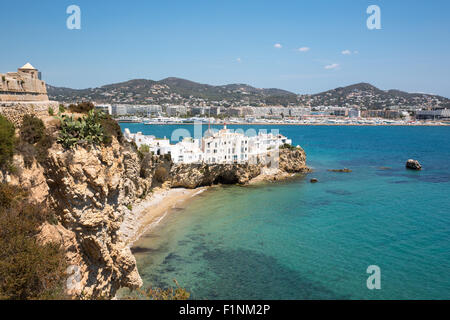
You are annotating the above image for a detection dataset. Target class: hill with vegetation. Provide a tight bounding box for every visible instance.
[299,83,450,109]
[47,80,450,109]
[47,78,302,107]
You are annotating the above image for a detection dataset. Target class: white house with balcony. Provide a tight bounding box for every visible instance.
[123,125,293,164]
[202,126,251,164]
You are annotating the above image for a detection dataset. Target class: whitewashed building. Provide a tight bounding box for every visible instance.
[169,137,203,163]
[123,128,171,155]
[202,126,251,164]
[123,125,293,164]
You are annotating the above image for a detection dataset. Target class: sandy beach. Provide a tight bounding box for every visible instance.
[119,172,288,248]
[120,187,207,247]
[119,173,289,248]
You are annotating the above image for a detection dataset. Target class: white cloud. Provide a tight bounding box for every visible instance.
[274,43,282,49]
[341,49,359,55]
[324,63,339,70]
[296,47,310,52]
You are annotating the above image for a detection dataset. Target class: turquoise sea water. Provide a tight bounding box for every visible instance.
[120,124,450,299]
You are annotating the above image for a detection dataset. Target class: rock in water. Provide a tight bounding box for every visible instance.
[328,168,352,173]
[310,178,318,183]
[406,159,422,170]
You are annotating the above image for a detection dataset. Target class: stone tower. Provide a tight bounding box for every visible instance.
[0,63,49,102]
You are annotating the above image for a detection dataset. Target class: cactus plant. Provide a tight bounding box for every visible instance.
[56,110,110,149]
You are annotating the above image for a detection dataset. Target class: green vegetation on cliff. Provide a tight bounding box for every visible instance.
[68,101,94,114]
[0,115,15,170]
[0,184,67,300]
[20,114,45,144]
[57,109,122,149]
[16,115,54,168]
[280,143,297,150]
[47,79,450,108]
[124,279,190,300]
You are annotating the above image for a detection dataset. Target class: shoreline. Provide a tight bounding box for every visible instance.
[120,186,208,248]
[115,169,308,299]
[121,169,307,249]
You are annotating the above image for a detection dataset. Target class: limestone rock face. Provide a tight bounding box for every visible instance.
[169,147,310,189]
[170,163,262,188]
[8,155,49,203]
[406,159,422,170]
[42,141,150,298]
[278,147,310,173]
[5,137,150,299]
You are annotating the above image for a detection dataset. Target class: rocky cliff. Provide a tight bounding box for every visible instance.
[1,114,309,299]
[4,137,149,298]
[169,147,309,189]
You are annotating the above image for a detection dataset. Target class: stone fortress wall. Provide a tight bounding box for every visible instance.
[0,102,58,127]
[0,63,49,102]
[0,63,58,126]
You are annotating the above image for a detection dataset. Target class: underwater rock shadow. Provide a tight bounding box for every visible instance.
[131,246,161,254]
[140,245,352,299]
[377,170,450,183]
[326,189,352,196]
[192,247,351,300]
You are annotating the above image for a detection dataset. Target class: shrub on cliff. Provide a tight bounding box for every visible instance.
[0,115,15,170]
[0,184,67,300]
[139,144,150,154]
[20,115,45,145]
[280,143,296,150]
[0,183,27,208]
[154,166,168,183]
[16,133,54,168]
[68,102,94,114]
[99,113,123,144]
[125,279,190,300]
[142,280,190,300]
[17,115,55,168]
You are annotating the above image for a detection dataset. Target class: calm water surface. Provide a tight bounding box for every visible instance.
[120,124,450,299]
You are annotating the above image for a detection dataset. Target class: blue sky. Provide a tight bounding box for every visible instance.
[1,0,449,97]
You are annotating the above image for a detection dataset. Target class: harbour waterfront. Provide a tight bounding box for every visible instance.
[121,124,450,299]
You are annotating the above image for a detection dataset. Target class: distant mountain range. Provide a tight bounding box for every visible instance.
[47,78,450,109]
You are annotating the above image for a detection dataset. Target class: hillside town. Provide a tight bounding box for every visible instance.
[0,63,448,126]
[80,81,450,125]
[123,125,293,164]
[96,103,450,126]
[48,77,450,126]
